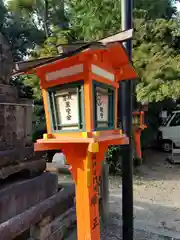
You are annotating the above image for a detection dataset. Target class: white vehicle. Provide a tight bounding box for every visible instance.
[158,110,180,152]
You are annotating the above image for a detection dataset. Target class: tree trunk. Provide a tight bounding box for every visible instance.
[44,0,49,37]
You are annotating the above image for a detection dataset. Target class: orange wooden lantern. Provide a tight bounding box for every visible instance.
[33,43,136,240]
[132,111,147,160]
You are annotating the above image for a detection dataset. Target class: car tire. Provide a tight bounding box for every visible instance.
[162,141,173,152]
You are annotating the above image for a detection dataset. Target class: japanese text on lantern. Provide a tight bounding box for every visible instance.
[97,93,104,119]
[96,87,109,127]
[63,93,72,121]
[91,153,100,230]
[55,88,79,129]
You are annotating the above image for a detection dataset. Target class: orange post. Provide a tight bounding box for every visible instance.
[132,111,147,161]
[133,129,142,159]
[35,134,129,239]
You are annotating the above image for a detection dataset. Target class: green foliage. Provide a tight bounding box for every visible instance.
[134,18,180,103]
[63,0,180,172]
[8,0,36,11]
[0,0,6,29]
[23,74,42,100]
[2,0,180,168]
[30,27,70,58]
[7,0,67,36]
[5,0,179,105]
[106,146,121,174]
[1,0,45,61]
[65,0,180,104]
[134,0,176,19]
[3,17,45,61]
[32,103,46,141]
[10,75,33,98]
[67,0,121,41]
[23,27,70,100]
[67,0,177,40]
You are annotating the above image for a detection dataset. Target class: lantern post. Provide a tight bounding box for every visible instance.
[30,43,137,240]
[132,111,147,162]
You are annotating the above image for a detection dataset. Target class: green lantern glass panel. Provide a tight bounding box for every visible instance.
[132,114,140,126]
[96,87,109,128]
[93,81,115,131]
[48,82,84,132]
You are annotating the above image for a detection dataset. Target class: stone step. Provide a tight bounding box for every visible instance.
[0,147,34,168]
[0,158,46,180]
[30,206,76,240]
[0,84,18,100]
[0,182,75,240]
[0,172,58,224]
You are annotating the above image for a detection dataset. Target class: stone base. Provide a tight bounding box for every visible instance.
[30,207,76,240]
[0,158,46,180]
[0,183,75,240]
[0,147,34,168]
[0,172,58,224]
[0,83,33,166]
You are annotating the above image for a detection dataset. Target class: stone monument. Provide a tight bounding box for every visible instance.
[0,33,75,240]
[0,32,37,177]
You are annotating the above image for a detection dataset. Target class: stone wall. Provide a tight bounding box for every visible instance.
[0,88,33,166]
[0,104,32,150]
[0,33,13,85]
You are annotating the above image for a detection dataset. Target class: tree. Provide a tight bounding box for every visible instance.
[65,0,180,103]
[66,0,177,40]
[67,0,122,41]
[0,1,46,103]
[134,18,180,103]
[11,0,180,104]
[10,75,33,98]
[0,0,46,61]
[7,0,67,37]
[0,0,6,29]
[2,15,45,61]
[134,0,176,19]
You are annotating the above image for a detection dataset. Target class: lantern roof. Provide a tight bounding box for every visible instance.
[12,29,136,81]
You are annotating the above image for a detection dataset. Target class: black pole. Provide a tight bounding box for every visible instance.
[120,0,133,239]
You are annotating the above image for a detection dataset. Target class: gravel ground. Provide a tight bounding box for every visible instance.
[109,149,180,212]
[66,227,175,240]
[66,215,178,240]
[109,149,180,238]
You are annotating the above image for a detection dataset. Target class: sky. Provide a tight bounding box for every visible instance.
[177,1,180,10]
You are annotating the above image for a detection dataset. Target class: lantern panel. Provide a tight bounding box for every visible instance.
[132,115,140,126]
[93,81,115,130]
[132,112,145,128]
[96,87,109,128]
[48,81,84,132]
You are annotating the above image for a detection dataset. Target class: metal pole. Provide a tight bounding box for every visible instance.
[120,0,133,239]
